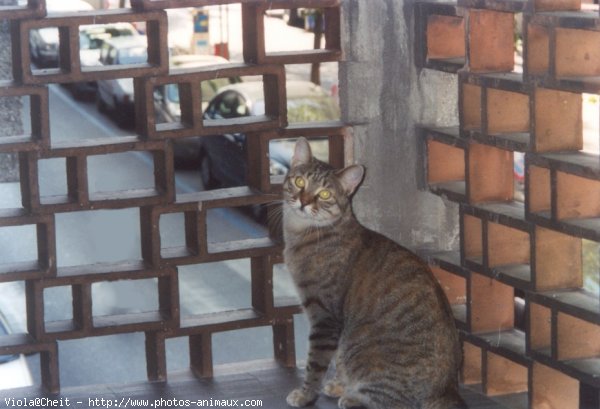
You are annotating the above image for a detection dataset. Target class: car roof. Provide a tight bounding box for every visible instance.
[103,35,147,49]
[169,54,229,68]
[217,80,329,102]
[80,22,139,33]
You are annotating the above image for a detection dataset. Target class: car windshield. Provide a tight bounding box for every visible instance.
[166,78,232,104]
[118,47,147,65]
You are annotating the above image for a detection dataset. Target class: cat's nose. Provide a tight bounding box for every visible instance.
[299,193,314,209]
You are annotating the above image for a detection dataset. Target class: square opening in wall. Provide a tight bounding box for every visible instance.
[487,222,531,285]
[263,8,333,55]
[556,28,600,78]
[534,88,582,152]
[178,259,252,316]
[91,278,158,318]
[485,352,528,397]
[0,224,39,271]
[159,212,188,258]
[467,9,516,73]
[557,312,600,361]
[534,227,582,291]
[78,22,144,69]
[58,333,148,387]
[528,301,551,353]
[153,82,186,132]
[426,14,465,64]
[527,165,551,215]
[427,139,465,191]
[206,205,271,253]
[532,362,580,409]
[201,76,276,128]
[165,336,189,374]
[43,285,72,329]
[55,208,141,267]
[38,157,68,204]
[470,273,515,333]
[87,151,157,200]
[468,143,514,203]
[462,341,482,385]
[431,266,467,324]
[556,171,600,221]
[203,5,243,63]
[486,89,529,137]
[0,281,28,335]
[47,88,129,145]
[213,326,273,365]
[29,27,62,73]
[285,63,340,118]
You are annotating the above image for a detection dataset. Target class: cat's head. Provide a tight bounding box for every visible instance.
[283,137,364,227]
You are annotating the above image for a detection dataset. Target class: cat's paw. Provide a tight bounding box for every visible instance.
[286,388,318,407]
[338,395,366,409]
[323,379,344,398]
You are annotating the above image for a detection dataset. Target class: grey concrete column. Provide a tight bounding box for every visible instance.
[340,0,459,251]
[0,2,23,183]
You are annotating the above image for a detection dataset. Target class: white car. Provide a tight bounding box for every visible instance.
[95,36,148,127]
[69,22,139,98]
[0,313,33,391]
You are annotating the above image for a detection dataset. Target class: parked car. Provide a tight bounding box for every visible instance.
[66,22,140,98]
[198,80,340,190]
[0,312,34,391]
[153,54,240,166]
[29,0,94,67]
[96,36,148,127]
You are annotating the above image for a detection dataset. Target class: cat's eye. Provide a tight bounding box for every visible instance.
[318,189,331,200]
[294,177,305,188]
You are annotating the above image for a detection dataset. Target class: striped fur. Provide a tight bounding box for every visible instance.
[283,138,466,409]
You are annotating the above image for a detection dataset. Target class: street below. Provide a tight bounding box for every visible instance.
[0,5,326,387]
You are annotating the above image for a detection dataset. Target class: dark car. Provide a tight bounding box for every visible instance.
[155,55,240,167]
[96,36,148,126]
[198,80,339,190]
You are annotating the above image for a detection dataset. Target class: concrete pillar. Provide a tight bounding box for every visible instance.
[340,0,459,251]
[0,1,22,183]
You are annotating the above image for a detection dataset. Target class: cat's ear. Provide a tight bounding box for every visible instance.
[336,165,365,195]
[291,137,312,168]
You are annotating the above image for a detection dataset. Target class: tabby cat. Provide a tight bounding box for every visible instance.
[283,138,467,409]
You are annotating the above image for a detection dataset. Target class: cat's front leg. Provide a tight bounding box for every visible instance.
[287,321,340,407]
[323,352,345,399]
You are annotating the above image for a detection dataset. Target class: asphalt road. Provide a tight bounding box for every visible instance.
[0,81,309,388]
